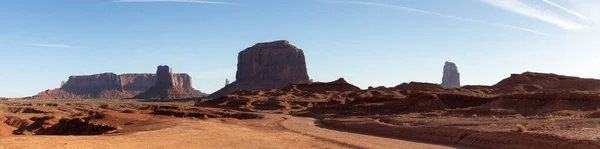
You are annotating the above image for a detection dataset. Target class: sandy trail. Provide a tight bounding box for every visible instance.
[0,116,459,149]
[279,115,459,149]
[0,118,344,149]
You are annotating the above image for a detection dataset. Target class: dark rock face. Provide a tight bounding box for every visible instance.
[441,61,461,88]
[208,40,310,99]
[133,66,194,100]
[32,69,202,99]
[236,40,309,82]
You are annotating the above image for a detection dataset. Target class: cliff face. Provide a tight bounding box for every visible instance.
[32,71,202,99]
[61,73,123,94]
[441,61,461,88]
[208,40,310,99]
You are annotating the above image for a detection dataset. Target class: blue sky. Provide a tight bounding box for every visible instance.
[1,0,599,97]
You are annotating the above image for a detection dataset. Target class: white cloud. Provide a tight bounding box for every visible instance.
[482,0,585,30]
[343,1,549,36]
[25,43,79,49]
[543,0,588,20]
[114,0,239,5]
[569,0,600,25]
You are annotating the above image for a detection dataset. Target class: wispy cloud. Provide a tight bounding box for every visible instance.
[543,0,589,20]
[342,1,549,36]
[482,0,585,30]
[25,43,79,49]
[114,0,239,5]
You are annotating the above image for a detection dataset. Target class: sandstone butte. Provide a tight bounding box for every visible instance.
[133,65,196,100]
[441,61,461,88]
[207,40,310,99]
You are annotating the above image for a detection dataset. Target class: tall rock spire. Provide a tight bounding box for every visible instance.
[133,65,195,100]
[441,61,461,88]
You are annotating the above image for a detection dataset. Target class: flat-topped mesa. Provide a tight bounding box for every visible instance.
[61,73,124,94]
[250,40,294,49]
[133,65,194,100]
[441,61,461,89]
[208,40,310,99]
[31,68,202,99]
[236,40,309,82]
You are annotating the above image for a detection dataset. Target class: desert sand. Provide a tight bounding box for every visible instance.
[0,99,458,149]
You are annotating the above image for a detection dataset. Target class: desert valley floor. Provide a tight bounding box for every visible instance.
[0,100,459,149]
[5,72,600,149]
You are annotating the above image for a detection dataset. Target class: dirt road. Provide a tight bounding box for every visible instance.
[279,115,458,149]
[0,115,459,149]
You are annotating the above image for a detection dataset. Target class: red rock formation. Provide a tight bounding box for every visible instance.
[208,40,310,99]
[395,82,443,91]
[283,78,361,93]
[31,70,203,99]
[133,66,194,100]
[441,61,461,88]
[492,72,600,93]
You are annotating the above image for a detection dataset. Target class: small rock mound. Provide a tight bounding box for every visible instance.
[284,78,361,93]
[493,72,600,93]
[395,82,443,91]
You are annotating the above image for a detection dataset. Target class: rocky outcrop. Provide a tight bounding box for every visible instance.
[395,82,443,91]
[492,72,600,93]
[133,66,194,100]
[283,78,361,94]
[207,40,310,99]
[441,61,460,88]
[31,69,202,99]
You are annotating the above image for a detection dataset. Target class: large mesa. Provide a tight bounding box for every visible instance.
[208,40,310,99]
[31,68,203,99]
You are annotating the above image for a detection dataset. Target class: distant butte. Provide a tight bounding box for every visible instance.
[31,68,204,99]
[441,61,461,88]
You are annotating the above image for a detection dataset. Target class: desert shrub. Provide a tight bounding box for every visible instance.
[203,114,210,120]
[515,114,525,119]
[491,116,499,121]
[516,124,527,133]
